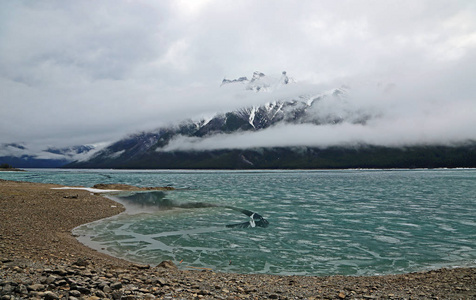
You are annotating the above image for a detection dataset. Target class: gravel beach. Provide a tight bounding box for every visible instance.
[1,179,475,299]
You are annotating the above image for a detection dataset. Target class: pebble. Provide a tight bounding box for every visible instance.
[44,291,60,300]
[69,290,81,297]
[111,282,123,290]
[27,283,45,291]
[1,258,476,299]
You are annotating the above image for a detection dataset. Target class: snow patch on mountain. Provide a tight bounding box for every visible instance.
[69,72,384,165]
[221,71,295,92]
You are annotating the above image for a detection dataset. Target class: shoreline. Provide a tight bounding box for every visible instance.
[1,179,475,299]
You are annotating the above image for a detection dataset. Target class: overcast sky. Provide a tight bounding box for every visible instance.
[1,1,476,155]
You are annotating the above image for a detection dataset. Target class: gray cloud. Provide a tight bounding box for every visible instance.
[1,1,475,154]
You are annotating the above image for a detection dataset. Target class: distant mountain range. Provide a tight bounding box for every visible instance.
[0,143,95,168]
[3,71,476,169]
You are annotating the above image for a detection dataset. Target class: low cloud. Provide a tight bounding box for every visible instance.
[162,83,476,151]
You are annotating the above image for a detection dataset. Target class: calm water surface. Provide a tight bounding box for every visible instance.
[1,168,475,276]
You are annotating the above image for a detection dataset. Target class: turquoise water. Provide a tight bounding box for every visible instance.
[1,169,476,276]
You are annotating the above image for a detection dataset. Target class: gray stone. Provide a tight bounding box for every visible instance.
[69,290,81,297]
[95,290,107,298]
[44,291,60,300]
[112,291,123,300]
[55,279,68,286]
[80,270,93,277]
[77,286,91,294]
[103,285,112,293]
[111,281,123,290]
[15,284,28,295]
[156,260,177,269]
[73,257,90,266]
[53,268,67,276]
[46,275,57,285]
[133,263,150,269]
[2,284,13,293]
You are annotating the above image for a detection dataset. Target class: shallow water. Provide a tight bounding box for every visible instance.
[2,168,476,276]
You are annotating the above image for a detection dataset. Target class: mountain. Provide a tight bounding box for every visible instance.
[221,71,295,92]
[66,71,476,169]
[67,72,360,168]
[0,143,97,168]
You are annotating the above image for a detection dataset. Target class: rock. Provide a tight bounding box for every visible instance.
[15,284,28,295]
[27,283,45,291]
[44,291,60,300]
[77,286,91,294]
[111,281,123,290]
[133,263,150,269]
[80,270,93,277]
[69,290,81,297]
[103,285,112,293]
[2,284,14,294]
[156,277,167,286]
[338,291,346,298]
[52,268,67,276]
[73,257,90,266]
[55,279,68,286]
[96,290,107,298]
[112,291,123,300]
[45,275,56,284]
[156,260,177,269]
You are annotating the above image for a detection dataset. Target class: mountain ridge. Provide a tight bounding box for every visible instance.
[65,71,476,169]
[3,71,475,169]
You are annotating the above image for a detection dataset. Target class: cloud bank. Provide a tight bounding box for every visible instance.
[162,83,476,151]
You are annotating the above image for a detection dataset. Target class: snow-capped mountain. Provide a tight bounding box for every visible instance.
[221,71,295,92]
[68,72,378,168]
[5,71,476,169]
[63,71,476,169]
[0,143,98,168]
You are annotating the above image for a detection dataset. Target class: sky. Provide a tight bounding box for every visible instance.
[1,0,476,157]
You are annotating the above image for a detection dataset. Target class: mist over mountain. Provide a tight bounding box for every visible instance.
[0,143,99,168]
[64,71,476,169]
[2,71,475,169]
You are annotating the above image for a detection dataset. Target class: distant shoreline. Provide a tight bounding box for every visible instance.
[0,167,25,172]
[66,144,476,170]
